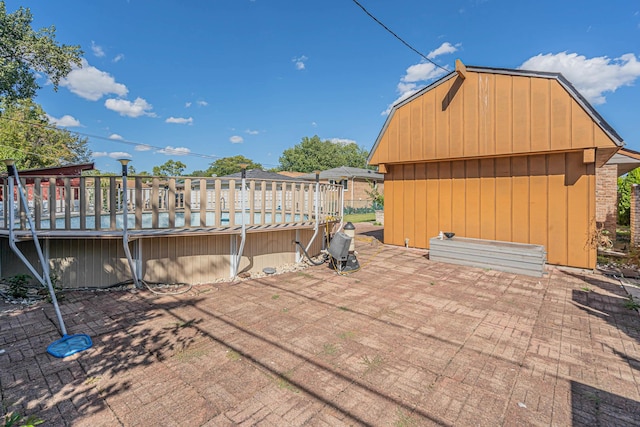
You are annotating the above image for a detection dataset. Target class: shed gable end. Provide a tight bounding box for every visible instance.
[369,69,621,165]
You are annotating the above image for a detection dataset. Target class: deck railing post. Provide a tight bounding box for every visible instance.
[184,178,192,227]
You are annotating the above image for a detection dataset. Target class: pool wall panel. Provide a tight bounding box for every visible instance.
[1,228,323,288]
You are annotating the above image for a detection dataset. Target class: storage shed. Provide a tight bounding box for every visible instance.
[368,61,624,269]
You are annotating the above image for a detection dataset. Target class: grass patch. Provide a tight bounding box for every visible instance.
[174,347,208,362]
[84,376,101,385]
[338,330,356,340]
[226,350,242,361]
[321,343,339,356]
[272,294,280,300]
[394,409,418,427]
[338,306,350,311]
[581,286,593,292]
[174,319,196,328]
[361,354,385,373]
[624,296,640,310]
[343,212,375,223]
[275,370,299,393]
[296,271,314,279]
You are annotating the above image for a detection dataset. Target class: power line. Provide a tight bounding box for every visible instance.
[0,115,223,161]
[351,0,449,72]
[0,115,283,170]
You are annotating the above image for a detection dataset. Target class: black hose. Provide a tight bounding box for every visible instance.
[294,241,327,265]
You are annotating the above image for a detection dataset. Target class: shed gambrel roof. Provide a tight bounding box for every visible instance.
[368,64,624,166]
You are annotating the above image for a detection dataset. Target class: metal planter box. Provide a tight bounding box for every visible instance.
[429,236,547,277]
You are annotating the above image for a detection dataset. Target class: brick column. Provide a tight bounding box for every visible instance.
[631,184,640,247]
[595,164,618,238]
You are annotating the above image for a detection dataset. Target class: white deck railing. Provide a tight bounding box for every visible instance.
[0,175,343,231]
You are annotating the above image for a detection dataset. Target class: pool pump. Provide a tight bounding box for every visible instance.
[328,222,360,272]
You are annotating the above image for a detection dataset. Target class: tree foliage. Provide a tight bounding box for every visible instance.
[152,159,187,177]
[618,168,640,225]
[0,2,83,101]
[0,99,90,169]
[278,135,370,173]
[191,155,262,177]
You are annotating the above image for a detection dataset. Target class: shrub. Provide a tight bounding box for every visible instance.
[7,274,32,299]
[618,168,640,225]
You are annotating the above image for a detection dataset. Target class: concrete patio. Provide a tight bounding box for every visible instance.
[1,225,639,426]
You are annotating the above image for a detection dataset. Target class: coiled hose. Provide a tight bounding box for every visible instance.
[294,240,328,265]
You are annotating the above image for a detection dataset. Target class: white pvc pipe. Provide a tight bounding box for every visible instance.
[120,166,140,288]
[305,178,320,254]
[6,164,67,335]
[336,182,345,234]
[233,174,247,277]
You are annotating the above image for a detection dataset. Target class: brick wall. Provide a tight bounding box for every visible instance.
[336,179,384,209]
[632,184,640,247]
[595,164,618,238]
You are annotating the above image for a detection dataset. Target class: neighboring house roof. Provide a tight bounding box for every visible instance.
[368,63,624,164]
[277,171,306,178]
[298,166,384,181]
[606,147,640,176]
[217,169,301,181]
[1,162,95,177]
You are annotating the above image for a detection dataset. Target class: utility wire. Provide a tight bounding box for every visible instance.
[0,115,222,161]
[351,0,449,72]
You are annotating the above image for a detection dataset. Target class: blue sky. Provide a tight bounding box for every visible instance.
[7,0,640,174]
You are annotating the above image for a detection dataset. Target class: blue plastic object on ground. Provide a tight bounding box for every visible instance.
[47,334,93,358]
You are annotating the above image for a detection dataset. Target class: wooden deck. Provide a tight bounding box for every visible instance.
[0,174,341,287]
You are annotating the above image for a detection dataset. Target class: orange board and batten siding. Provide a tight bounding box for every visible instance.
[370,64,623,269]
[384,154,595,268]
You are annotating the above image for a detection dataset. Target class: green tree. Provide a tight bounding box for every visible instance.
[618,168,640,225]
[278,135,370,172]
[152,159,187,176]
[0,99,90,169]
[0,2,83,101]
[192,155,262,177]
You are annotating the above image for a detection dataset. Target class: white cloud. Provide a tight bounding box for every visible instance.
[108,152,132,159]
[245,129,259,135]
[113,53,125,63]
[185,100,208,108]
[105,97,155,118]
[93,151,131,159]
[426,42,457,59]
[230,135,244,144]
[292,55,308,70]
[109,133,123,140]
[520,52,640,105]
[158,146,191,156]
[330,138,357,145]
[311,121,317,127]
[47,114,81,127]
[135,144,152,151]
[166,116,193,125]
[91,41,105,58]
[383,42,458,115]
[60,59,128,101]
